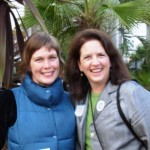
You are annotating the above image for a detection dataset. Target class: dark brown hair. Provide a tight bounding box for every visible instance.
[19,32,64,77]
[65,28,131,100]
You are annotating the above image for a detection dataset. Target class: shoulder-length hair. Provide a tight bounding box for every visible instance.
[65,28,131,100]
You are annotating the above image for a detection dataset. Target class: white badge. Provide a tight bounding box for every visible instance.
[40,148,50,150]
[75,105,85,117]
[96,100,105,112]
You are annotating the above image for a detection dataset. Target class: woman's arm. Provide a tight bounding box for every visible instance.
[122,81,150,148]
[0,90,17,149]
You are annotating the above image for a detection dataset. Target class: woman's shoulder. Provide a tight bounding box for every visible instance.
[121,80,150,98]
[122,80,145,91]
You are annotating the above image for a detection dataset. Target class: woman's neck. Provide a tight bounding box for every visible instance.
[91,83,106,94]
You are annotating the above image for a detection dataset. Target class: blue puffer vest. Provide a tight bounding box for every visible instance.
[8,74,75,150]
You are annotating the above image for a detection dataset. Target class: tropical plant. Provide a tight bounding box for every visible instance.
[1,0,150,89]
[129,38,150,71]
[119,27,134,55]
[132,71,150,90]
[129,38,150,90]
[0,0,48,88]
[22,0,150,53]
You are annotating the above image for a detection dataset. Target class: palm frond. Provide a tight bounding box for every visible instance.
[112,0,150,28]
[23,0,49,33]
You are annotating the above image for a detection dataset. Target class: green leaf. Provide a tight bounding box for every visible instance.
[23,0,49,33]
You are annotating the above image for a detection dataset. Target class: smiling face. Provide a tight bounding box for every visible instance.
[30,46,60,86]
[78,39,111,93]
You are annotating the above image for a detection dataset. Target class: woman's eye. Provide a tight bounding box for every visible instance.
[98,53,105,57]
[35,58,42,62]
[84,55,91,60]
[49,56,57,61]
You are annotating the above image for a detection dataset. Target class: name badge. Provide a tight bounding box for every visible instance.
[75,105,85,117]
[96,100,105,112]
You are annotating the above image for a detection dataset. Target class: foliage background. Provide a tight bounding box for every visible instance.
[0,0,150,90]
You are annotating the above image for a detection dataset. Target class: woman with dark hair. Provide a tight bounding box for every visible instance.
[65,28,150,150]
[0,32,75,150]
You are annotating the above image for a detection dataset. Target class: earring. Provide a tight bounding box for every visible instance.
[80,72,83,77]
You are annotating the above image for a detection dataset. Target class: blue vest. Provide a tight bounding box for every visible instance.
[8,75,75,150]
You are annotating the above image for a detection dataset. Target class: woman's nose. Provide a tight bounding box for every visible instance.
[91,57,99,65]
[44,60,51,68]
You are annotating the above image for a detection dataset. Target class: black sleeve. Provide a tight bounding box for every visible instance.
[0,90,17,149]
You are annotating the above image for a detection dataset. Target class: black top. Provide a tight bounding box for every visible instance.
[0,90,17,149]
